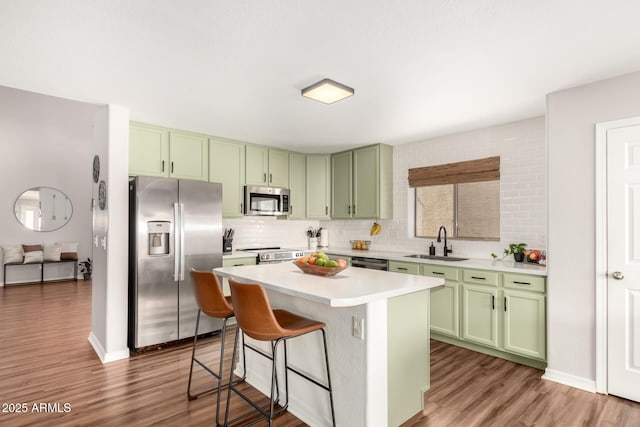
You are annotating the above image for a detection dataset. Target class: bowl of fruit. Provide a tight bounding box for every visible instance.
[294,252,349,277]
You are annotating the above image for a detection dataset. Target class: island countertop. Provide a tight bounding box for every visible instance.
[214,262,444,308]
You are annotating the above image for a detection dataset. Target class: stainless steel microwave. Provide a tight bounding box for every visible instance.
[243,185,290,216]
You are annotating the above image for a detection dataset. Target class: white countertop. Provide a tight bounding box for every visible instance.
[213,262,444,308]
[320,248,548,276]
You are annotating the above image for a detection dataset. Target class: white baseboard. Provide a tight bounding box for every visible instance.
[542,368,597,393]
[88,331,130,364]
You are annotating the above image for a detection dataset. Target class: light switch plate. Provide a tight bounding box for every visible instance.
[352,316,365,340]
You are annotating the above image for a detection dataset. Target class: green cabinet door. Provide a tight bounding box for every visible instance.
[462,284,499,348]
[503,289,546,360]
[331,150,353,218]
[209,139,245,217]
[168,130,209,181]
[423,265,460,338]
[306,154,331,219]
[129,122,169,177]
[288,152,306,219]
[268,149,289,188]
[245,145,268,186]
[353,145,379,218]
[430,282,460,338]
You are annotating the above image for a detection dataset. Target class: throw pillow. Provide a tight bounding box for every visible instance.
[2,246,23,264]
[43,244,62,262]
[23,244,43,253]
[59,242,78,261]
[23,250,44,264]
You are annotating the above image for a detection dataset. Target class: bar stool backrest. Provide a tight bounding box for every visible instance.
[228,278,286,341]
[190,269,233,319]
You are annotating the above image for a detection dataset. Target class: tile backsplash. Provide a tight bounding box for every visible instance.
[225,116,546,260]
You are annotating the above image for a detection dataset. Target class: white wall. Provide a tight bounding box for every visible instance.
[319,117,547,259]
[0,85,98,284]
[546,70,640,385]
[88,105,130,363]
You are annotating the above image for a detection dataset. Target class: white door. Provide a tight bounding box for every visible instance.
[607,124,640,402]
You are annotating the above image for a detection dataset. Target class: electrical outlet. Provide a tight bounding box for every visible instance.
[352,316,365,340]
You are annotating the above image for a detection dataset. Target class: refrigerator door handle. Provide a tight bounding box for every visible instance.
[173,202,180,281]
[179,203,186,281]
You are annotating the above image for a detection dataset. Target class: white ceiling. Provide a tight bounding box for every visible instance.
[2,1,640,153]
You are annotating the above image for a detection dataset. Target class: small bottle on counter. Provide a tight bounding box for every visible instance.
[429,242,436,256]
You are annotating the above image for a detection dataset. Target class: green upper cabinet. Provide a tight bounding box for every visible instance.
[209,138,245,217]
[331,150,353,219]
[289,152,306,219]
[330,144,393,219]
[245,146,289,188]
[306,154,331,219]
[268,149,289,188]
[168,130,209,181]
[129,122,170,177]
[245,145,268,186]
[129,122,208,181]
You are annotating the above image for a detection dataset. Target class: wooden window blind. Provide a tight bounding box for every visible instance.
[408,156,500,187]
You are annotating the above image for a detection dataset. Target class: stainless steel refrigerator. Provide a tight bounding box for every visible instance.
[128,176,223,350]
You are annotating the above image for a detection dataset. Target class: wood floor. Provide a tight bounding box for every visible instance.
[1,280,639,427]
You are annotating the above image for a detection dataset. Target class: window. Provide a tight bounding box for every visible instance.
[409,157,500,240]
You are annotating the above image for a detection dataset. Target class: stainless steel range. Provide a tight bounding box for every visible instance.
[243,247,305,264]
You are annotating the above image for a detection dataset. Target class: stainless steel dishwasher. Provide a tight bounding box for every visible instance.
[351,256,389,271]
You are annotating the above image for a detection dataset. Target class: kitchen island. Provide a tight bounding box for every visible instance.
[214,262,444,427]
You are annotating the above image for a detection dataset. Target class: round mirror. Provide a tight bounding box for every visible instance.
[14,187,73,232]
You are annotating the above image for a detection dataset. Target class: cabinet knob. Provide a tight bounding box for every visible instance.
[612,271,624,280]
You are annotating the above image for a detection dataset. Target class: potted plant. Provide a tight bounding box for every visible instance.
[491,243,527,262]
[79,258,92,280]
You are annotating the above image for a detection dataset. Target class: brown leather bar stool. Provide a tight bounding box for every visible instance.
[188,270,246,425]
[224,278,336,427]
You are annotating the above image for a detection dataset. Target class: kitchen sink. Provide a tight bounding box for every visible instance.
[405,254,469,262]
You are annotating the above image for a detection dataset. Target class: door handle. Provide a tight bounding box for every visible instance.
[612,271,624,280]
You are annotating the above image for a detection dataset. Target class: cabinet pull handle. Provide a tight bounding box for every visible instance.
[513,281,531,285]
[325,206,328,215]
[397,267,408,271]
[492,295,495,310]
[162,160,165,172]
[233,264,244,266]
[353,204,356,215]
[432,271,445,275]
[471,276,486,280]
[240,203,243,213]
[171,161,174,173]
[348,205,351,214]
[269,173,272,183]
[263,173,267,183]
[504,297,507,312]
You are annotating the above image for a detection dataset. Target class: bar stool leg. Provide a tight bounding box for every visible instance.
[321,328,336,427]
[187,309,203,400]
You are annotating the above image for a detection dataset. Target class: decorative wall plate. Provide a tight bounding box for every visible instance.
[98,180,107,210]
[92,155,100,183]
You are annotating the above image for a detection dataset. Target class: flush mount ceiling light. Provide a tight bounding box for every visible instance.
[301,78,354,104]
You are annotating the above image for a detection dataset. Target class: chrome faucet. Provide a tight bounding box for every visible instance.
[436,226,453,257]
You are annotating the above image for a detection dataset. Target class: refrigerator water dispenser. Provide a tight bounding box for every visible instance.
[147,221,171,255]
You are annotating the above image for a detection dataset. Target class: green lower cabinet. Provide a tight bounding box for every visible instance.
[503,289,546,360]
[430,282,460,338]
[388,261,420,275]
[462,284,499,348]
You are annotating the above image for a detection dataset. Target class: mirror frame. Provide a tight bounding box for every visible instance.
[14,186,73,232]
